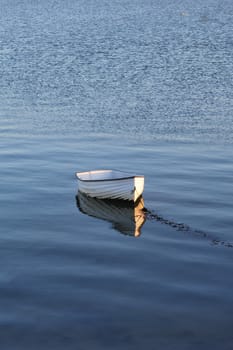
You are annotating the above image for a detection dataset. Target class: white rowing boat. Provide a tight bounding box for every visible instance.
[75,169,144,202]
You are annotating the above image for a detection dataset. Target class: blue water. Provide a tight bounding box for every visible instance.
[1,1,233,349]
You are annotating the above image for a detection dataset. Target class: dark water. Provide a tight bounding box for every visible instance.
[1,1,233,349]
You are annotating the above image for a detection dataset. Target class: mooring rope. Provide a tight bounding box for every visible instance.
[143,208,233,248]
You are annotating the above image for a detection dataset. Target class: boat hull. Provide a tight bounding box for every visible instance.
[76,170,144,202]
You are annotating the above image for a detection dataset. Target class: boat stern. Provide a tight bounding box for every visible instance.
[134,176,144,202]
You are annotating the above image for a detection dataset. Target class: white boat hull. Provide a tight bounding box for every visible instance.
[76,170,144,202]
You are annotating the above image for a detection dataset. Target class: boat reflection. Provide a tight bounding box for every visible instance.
[76,192,146,237]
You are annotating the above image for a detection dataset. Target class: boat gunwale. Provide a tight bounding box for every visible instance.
[76,175,144,182]
[75,170,144,183]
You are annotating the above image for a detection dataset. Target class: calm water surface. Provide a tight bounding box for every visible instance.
[1,1,233,349]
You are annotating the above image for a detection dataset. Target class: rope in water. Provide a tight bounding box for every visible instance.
[143,208,233,248]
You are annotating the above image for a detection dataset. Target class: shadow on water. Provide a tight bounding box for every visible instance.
[76,193,233,248]
[76,192,146,237]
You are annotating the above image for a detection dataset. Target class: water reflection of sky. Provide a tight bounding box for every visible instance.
[1,0,233,348]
